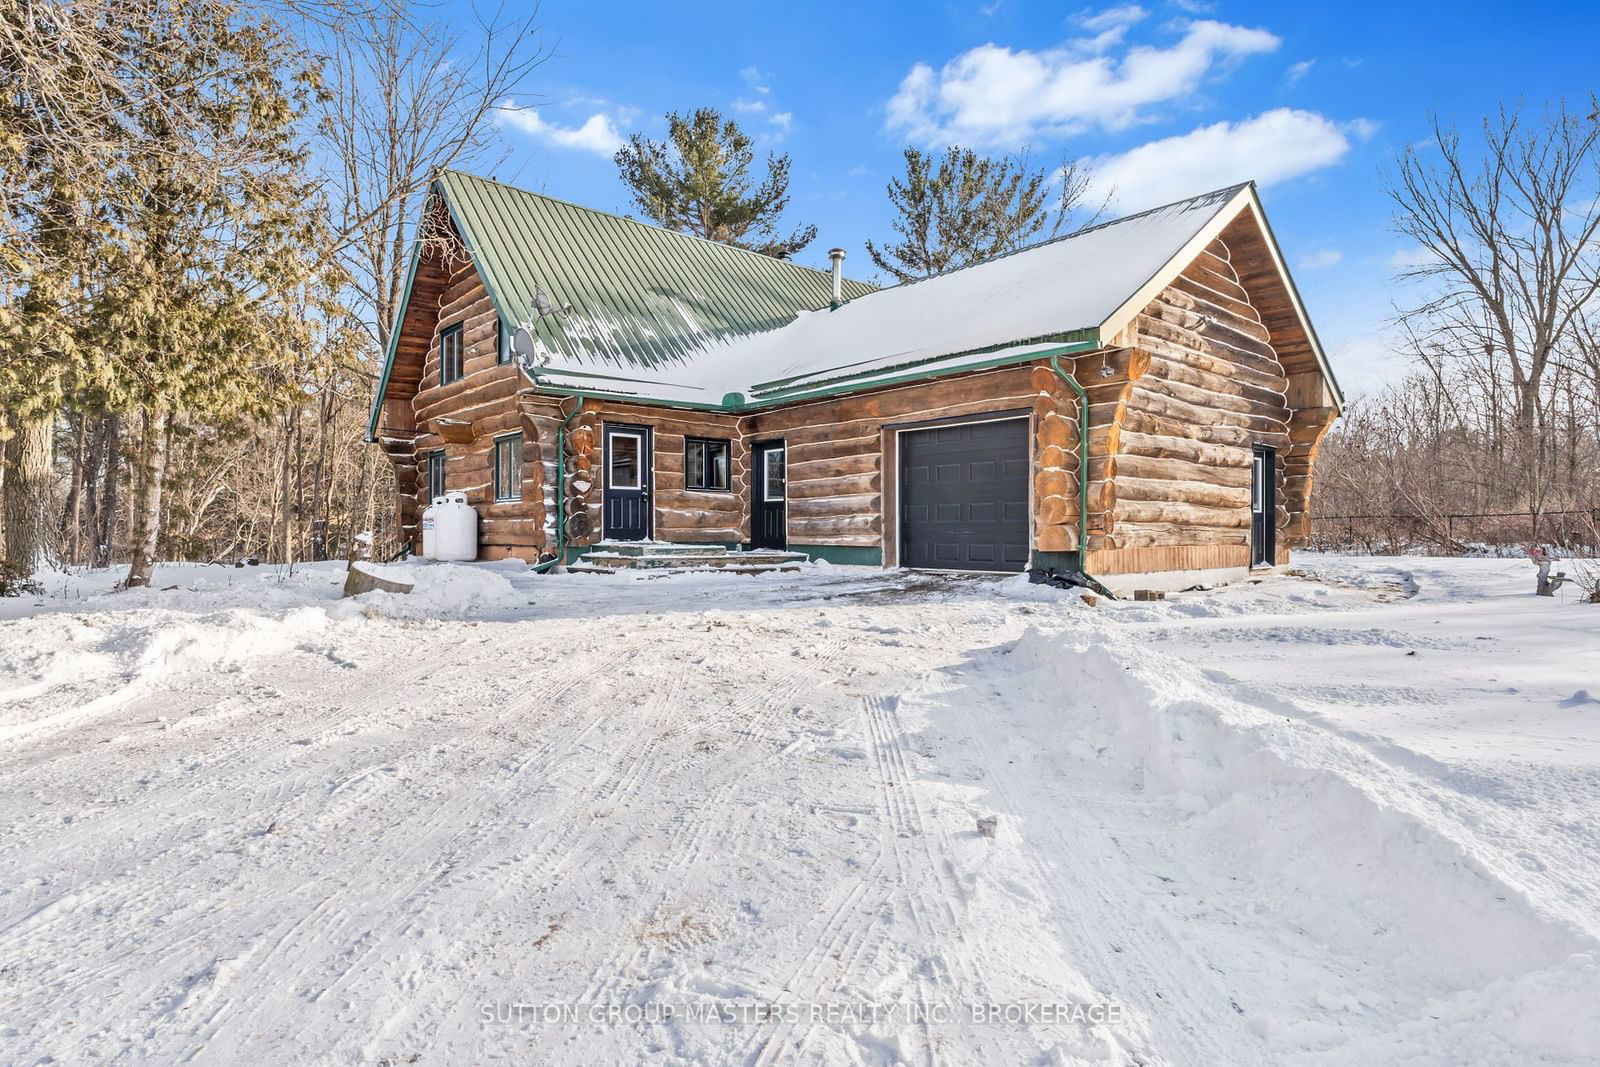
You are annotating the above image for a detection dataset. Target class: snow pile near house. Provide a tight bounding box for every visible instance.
[347,560,526,619]
[969,624,1600,1061]
[0,560,527,745]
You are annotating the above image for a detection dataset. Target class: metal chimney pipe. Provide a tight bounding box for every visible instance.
[828,247,845,306]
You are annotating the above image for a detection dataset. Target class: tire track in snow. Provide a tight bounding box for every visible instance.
[577,634,857,1008]
[931,660,1256,1066]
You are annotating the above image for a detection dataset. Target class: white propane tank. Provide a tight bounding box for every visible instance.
[421,491,478,561]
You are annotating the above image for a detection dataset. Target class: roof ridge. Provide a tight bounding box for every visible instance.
[860,181,1254,297]
[437,168,875,294]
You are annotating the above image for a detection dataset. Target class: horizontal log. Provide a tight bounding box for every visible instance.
[788,434,880,466]
[1120,407,1259,450]
[787,493,880,520]
[1146,354,1287,409]
[657,526,746,543]
[1104,522,1251,548]
[414,371,524,425]
[653,489,743,513]
[1116,452,1252,487]
[1116,500,1252,528]
[1128,384,1288,435]
[1119,429,1251,468]
[789,453,879,481]
[788,472,881,499]
[789,513,880,536]
[1115,475,1250,510]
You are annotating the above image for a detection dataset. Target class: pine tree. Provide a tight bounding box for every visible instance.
[88,1,334,588]
[614,108,816,258]
[865,147,1098,283]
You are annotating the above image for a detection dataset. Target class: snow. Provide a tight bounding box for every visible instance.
[2,555,1598,1063]
[532,185,1247,406]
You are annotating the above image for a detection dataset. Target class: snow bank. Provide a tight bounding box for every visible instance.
[990,625,1600,1059]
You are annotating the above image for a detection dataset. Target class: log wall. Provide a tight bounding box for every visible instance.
[375,209,547,561]
[375,211,1336,572]
[743,365,1044,558]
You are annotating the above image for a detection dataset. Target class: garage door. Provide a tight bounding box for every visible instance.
[899,418,1030,572]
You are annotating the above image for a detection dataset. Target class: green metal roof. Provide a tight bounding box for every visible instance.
[435,169,874,372]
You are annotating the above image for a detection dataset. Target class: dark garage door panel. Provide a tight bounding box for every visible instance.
[900,419,1029,572]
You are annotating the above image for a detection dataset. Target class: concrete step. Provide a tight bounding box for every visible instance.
[570,547,809,576]
[589,541,729,557]
[586,550,807,569]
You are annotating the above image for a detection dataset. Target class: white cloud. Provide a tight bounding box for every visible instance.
[739,66,772,95]
[886,18,1280,145]
[1298,248,1343,270]
[497,100,624,156]
[769,111,793,131]
[1286,58,1315,84]
[1078,5,1147,33]
[1386,245,1434,270]
[1088,108,1358,212]
[732,97,767,113]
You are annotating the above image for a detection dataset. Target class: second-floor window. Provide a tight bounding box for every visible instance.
[495,316,511,365]
[439,322,464,385]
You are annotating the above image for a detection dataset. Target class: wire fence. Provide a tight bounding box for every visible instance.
[1308,509,1600,557]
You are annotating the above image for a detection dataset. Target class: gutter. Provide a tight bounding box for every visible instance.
[1043,353,1112,598]
[530,392,588,573]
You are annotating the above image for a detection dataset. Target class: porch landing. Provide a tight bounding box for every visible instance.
[567,542,809,576]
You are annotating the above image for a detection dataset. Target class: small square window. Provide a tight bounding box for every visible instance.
[439,322,464,385]
[493,434,522,502]
[685,438,731,491]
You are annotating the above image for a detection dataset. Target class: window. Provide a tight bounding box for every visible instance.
[439,322,464,385]
[495,316,511,365]
[493,434,522,502]
[685,437,731,491]
[608,432,642,490]
[427,450,446,503]
[763,446,786,502]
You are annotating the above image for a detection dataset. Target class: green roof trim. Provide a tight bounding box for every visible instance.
[366,239,424,441]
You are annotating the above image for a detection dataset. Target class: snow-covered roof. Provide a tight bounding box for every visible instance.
[529,182,1279,408]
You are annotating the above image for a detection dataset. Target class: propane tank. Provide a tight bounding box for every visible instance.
[421,491,478,561]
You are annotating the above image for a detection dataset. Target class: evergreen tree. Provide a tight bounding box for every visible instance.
[865,147,1098,283]
[615,108,816,258]
[89,1,333,587]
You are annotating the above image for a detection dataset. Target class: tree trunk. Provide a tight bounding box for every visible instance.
[2,410,55,571]
[95,415,121,568]
[124,409,172,589]
[60,414,87,564]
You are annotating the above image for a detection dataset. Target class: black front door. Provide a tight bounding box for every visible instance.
[1251,444,1276,567]
[751,441,786,549]
[603,423,652,540]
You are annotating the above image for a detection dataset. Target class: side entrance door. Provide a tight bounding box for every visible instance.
[751,441,786,549]
[1251,444,1276,567]
[603,423,652,541]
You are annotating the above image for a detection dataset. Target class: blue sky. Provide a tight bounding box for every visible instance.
[478,0,1600,396]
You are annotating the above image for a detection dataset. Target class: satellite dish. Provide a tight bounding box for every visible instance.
[512,325,536,361]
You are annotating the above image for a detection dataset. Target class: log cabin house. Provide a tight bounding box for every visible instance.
[367,170,1342,592]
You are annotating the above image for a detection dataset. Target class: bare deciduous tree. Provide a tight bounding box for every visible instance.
[1387,101,1600,535]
